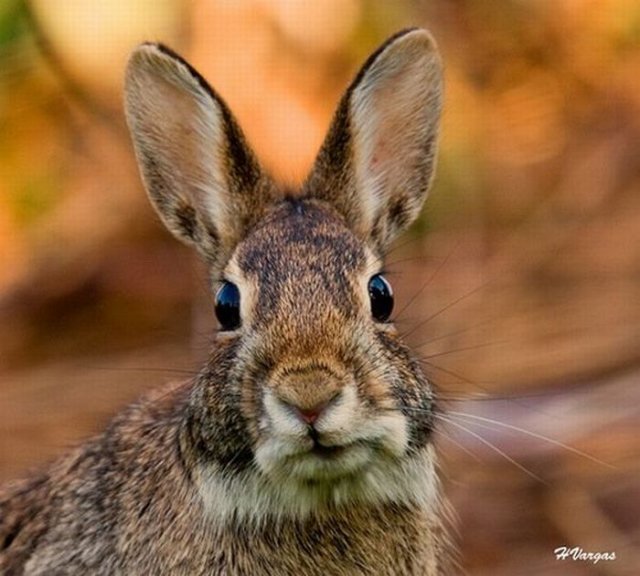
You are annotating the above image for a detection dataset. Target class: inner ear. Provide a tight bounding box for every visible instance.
[304,29,443,252]
[125,43,274,267]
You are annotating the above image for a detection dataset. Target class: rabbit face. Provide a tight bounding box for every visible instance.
[233,200,433,478]
[124,28,443,521]
[187,199,438,519]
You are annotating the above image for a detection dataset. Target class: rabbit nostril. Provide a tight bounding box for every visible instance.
[294,404,326,426]
[279,390,342,427]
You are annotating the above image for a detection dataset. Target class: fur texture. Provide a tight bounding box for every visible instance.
[0,28,454,575]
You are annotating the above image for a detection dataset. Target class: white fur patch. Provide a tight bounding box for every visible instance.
[197,382,437,526]
[197,446,438,526]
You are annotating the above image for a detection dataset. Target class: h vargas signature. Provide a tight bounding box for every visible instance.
[554,546,616,564]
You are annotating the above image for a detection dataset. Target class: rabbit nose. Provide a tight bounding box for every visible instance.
[292,402,330,426]
[278,391,342,427]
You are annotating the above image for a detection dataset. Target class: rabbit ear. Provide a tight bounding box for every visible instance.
[124,43,273,263]
[305,28,443,251]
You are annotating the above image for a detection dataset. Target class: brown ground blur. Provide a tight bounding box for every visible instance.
[1,1,639,574]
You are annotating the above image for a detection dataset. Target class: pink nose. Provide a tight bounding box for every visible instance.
[293,403,328,426]
[274,383,342,427]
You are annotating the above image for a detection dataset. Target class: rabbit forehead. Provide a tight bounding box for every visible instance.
[234,199,370,313]
[239,198,366,265]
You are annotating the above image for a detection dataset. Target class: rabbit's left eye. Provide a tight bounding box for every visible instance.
[215,281,241,330]
[368,274,394,322]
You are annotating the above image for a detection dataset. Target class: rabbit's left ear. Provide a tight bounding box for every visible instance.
[124,44,274,264]
[305,29,443,252]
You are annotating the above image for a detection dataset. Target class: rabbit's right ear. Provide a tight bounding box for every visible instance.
[124,44,273,263]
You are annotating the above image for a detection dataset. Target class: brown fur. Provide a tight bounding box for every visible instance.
[0,29,456,574]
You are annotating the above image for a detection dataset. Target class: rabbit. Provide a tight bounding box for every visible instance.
[0,27,454,575]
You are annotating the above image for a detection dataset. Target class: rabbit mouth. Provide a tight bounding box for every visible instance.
[273,438,383,484]
[306,426,351,459]
[304,437,367,465]
[251,434,371,483]
[309,440,347,459]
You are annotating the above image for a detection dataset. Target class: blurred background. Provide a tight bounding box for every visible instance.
[1,1,639,574]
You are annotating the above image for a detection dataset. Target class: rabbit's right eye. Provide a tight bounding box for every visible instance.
[215,281,241,330]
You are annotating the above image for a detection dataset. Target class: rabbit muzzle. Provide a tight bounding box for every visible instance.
[255,364,409,482]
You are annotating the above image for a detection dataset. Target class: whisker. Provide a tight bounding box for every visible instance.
[435,414,547,484]
[385,235,422,257]
[433,427,483,462]
[420,360,488,387]
[434,393,492,402]
[384,255,438,268]
[388,404,615,470]
[425,360,573,424]
[400,280,490,340]
[435,389,587,402]
[409,315,499,350]
[418,340,506,359]
[394,240,460,320]
[142,377,195,406]
[448,410,615,469]
[79,366,200,377]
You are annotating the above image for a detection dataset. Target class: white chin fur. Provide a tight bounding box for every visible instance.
[197,384,438,525]
[198,446,438,525]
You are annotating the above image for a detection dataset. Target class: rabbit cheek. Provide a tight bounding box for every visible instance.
[376,338,436,452]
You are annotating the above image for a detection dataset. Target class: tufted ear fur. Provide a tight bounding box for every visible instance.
[304,28,443,252]
[124,43,275,265]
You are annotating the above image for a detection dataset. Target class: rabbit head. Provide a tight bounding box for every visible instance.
[124,28,443,522]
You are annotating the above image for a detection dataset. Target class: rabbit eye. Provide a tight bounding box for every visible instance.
[215,281,241,330]
[368,274,394,322]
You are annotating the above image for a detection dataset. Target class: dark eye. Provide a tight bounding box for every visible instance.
[215,281,241,330]
[368,274,394,322]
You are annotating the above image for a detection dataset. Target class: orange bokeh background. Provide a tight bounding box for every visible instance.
[1,2,639,573]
